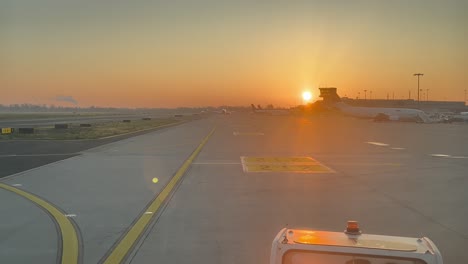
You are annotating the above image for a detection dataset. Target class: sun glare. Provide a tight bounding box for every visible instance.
[302,91,312,102]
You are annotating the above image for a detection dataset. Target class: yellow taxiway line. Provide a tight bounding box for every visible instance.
[0,183,80,264]
[102,127,216,264]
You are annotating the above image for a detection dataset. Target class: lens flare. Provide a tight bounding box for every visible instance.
[302,91,312,102]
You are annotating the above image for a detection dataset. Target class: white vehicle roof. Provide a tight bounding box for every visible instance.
[286,229,432,252]
[270,222,443,264]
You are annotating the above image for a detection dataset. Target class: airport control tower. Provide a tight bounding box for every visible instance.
[319,87,341,104]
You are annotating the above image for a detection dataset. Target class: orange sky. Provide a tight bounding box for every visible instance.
[1,1,467,108]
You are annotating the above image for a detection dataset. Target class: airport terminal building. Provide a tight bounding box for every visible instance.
[341,98,466,113]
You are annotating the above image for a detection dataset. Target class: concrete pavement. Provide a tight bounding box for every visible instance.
[0,118,214,263]
[0,114,467,263]
[0,188,58,263]
[0,121,186,178]
[132,115,468,264]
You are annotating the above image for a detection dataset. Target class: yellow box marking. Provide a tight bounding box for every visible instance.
[102,127,216,264]
[0,183,79,264]
[241,156,334,173]
[246,164,332,173]
[1,127,12,134]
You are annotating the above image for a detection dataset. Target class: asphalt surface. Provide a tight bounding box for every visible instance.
[0,113,181,128]
[0,114,467,264]
[0,115,144,128]
[0,122,185,178]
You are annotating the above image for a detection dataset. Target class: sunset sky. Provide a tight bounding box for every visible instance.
[1,0,467,108]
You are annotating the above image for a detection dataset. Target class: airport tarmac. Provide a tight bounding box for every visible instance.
[0,121,185,178]
[0,114,467,264]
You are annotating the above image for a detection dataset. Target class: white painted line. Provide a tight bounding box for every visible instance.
[240,156,248,172]
[430,154,468,159]
[233,132,264,136]
[430,154,451,157]
[332,162,401,166]
[12,183,22,187]
[144,211,153,215]
[65,214,77,218]
[366,142,389,147]
[391,147,405,150]
[0,153,79,158]
[192,162,241,165]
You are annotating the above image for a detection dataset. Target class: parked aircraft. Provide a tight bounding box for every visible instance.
[250,104,289,115]
[319,88,432,123]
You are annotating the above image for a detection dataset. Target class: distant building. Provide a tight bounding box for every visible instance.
[320,87,468,112]
[341,98,466,112]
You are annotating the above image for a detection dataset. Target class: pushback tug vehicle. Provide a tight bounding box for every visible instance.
[270,221,443,264]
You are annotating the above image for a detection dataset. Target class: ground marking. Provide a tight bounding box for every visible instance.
[430,154,468,159]
[0,183,79,264]
[102,127,216,264]
[240,156,334,173]
[233,132,264,136]
[192,162,241,165]
[0,153,79,158]
[366,142,389,147]
[430,154,451,157]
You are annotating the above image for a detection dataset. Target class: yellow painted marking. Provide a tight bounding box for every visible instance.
[0,183,79,264]
[103,127,216,264]
[245,164,333,173]
[242,157,316,163]
[241,156,334,173]
[1,127,12,134]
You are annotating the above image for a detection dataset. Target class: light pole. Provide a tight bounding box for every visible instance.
[426,89,429,101]
[464,89,467,104]
[370,90,372,99]
[413,73,424,107]
[364,90,367,100]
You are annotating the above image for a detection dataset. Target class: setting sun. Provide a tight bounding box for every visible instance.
[302,91,312,102]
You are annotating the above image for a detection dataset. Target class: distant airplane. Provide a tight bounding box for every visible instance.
[210,108,231,115]
[319,88,432,123]
[250,104,289,115]
[447,112,468,122]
